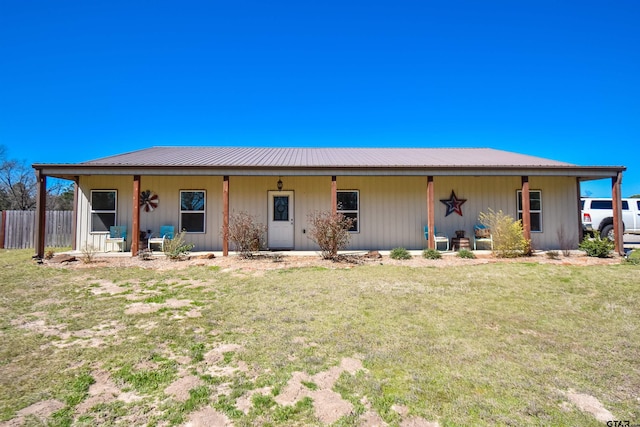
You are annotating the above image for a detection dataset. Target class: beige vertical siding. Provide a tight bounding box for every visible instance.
[77,174,580,252]
[78,175,223,252]
[528,176,581,250]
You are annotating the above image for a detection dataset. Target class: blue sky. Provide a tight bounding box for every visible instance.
[1,0,638,196]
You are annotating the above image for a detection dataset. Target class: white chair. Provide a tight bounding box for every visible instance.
[473,224,493,250]
[148,225,174,252]
[105,225,127,252]
[424,225,449,251]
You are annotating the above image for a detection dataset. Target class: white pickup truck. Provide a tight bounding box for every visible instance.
[581,198,640,238]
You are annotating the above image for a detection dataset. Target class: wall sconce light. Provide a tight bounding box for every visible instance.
[277,178,283,191]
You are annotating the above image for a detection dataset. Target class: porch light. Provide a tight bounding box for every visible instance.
[277,178,283,190]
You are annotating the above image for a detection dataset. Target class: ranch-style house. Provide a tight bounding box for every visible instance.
[32,146,627,257]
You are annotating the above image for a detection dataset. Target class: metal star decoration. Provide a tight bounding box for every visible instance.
[440,190,467,217]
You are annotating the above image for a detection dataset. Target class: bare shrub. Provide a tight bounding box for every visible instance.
[80,244,98,263]
[227,211,266,258]
[556,225,574,257]
[478,209,530,258]
[546,250,560,260]
[307,211,355,260]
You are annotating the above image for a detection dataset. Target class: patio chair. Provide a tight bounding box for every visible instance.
[148,225,175,252]
[424,225,450,251]
[105,225,127,252]
[473,224,493,250]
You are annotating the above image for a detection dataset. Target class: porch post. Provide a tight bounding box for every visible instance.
[72,176,79,251]
[576,178,583,243]
[223,175,229,256]
[427,176,435,249]
[34,169,47,259]
[331,176,337,215]
[521,176,531,243]
[131,175,141,256]
[612,171,624,255]
[0,210,5,249]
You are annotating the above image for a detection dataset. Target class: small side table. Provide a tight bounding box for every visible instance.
[451,237,471,251]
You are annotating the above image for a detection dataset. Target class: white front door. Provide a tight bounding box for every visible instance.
[268,191,294,249]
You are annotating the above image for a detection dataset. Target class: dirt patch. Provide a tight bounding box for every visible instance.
[274,356,438,426]
[76,369,121,414]
[183,407,232,426]
[164,375,203,402]
[564,389,616,423]
[124,298,193,315]
[0,400,65,427]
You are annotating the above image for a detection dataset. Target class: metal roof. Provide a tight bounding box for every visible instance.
[33,146,626,181]
[78,146,573,168]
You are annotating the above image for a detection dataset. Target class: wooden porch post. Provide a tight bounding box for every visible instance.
[427,176,435,249]
[612,171,624,255]
[0,210,5,249]
[131,175,141,256]
[521,176,531,243]
[576,178,583,243]
[331,176,337,215]
[223,176,229,256]
[34,170,47,259]
[72,177,79,251]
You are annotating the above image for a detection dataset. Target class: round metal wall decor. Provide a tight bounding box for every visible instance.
[140,190,159,212]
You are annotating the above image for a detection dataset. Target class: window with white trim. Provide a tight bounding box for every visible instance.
[337,190,359,232]
[180,190,206,233]
[517,190,542,232]
[91,190,117,232]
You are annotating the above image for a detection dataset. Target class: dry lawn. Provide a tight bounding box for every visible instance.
[1,249,637,426]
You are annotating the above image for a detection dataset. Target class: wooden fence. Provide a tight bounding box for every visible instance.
[0,210,73,249]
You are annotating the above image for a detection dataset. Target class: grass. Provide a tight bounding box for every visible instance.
[1,249,639,426]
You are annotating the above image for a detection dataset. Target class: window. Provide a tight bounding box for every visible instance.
[591,199,629,210]
[517,190,542,232]
[337,190,359,232]
[273,196,289,221]
[180,190,206,233]
[91,190,117,232]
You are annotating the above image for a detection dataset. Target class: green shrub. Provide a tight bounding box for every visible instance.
[163,231,195,260]
[457,249,476,259]
[226,211,267,258]
[390,247,412,260]
[578,232,614,258]
[307,211,355,260]
[625,249,640,265]
[478,209,530,258]
[422,248,442,259]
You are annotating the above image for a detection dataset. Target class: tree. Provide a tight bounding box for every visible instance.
[0,147,36,210]
[47,182,75,210]
[0,145,75,211]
